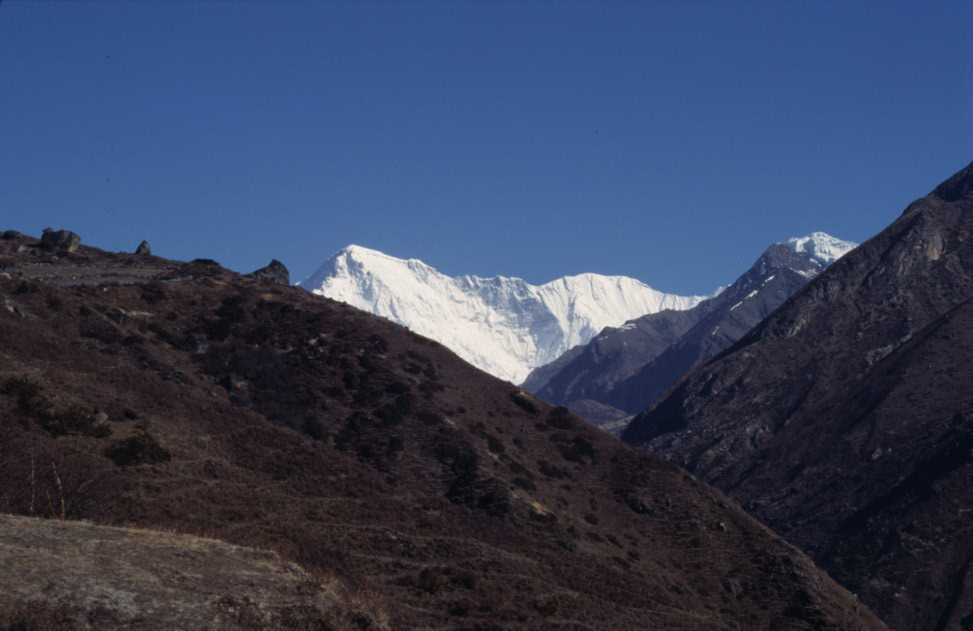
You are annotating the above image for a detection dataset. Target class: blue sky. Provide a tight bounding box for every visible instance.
[1,2,970,294]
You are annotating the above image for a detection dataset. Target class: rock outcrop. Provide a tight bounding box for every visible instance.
[40,228,81,253]
[245,259,290,286]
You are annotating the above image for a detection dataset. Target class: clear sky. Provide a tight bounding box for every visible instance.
[1,2,971,294]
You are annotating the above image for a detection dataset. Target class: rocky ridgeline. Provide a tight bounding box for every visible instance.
[0,229,288,290]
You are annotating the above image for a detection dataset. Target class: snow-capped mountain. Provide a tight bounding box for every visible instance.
[524,232,858,426]
[784,232,857,273]
[298,245,708,383]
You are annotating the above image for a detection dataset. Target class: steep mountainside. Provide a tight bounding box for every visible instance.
[525,233,855,424]
[299,245,707,383]
[625,161,973,631]
[0,231,885,631]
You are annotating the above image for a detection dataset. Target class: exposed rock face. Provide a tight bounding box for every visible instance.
[245,259,290,286]
[626,160,973,631]
[0,514,384,631]
[0,231,886,631]
[40,228,81,253]
[526,234,855,423]
[135,240,152,256]
[1,230,22,240]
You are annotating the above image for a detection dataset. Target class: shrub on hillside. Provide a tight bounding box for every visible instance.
[40,405,111,438]
[547,406,576,429]
[104,431,171,467]
[1,378,110,438]
[510,391,538,415]
[1,376,51,419]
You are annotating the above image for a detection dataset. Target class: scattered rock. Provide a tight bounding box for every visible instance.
[2,298,28,319]
[246,259,290,286]
[134,240,152,256]
[40,228,81,253]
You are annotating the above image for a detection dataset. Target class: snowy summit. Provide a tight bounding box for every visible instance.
[784,232,857,266]
[299,245,708,383]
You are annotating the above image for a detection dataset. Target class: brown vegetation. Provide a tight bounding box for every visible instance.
[0,231,885,630]
[0,514,390,630]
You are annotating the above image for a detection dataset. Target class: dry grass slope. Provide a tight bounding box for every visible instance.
[0,514,390,631]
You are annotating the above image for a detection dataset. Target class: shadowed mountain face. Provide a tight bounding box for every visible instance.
[525,234,854,426]
[522,307,705,423]
[0,233,886,631]
[625,161,973,631]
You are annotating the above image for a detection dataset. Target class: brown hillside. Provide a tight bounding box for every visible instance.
[0,231,884,630]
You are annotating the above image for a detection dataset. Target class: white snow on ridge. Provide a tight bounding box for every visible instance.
[299,245,708,383]
[785,232,857,265]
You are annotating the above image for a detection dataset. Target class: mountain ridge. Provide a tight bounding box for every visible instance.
[524,232,856,425]
[299,244,709,383]
[624,160,973,631]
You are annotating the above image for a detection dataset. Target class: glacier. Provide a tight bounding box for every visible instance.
[298,245,708,383]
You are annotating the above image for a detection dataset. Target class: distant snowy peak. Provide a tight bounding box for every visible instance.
[299,246,708,383]
[328,244,437,280]
[784,232,857,266]
[522,230,858,419]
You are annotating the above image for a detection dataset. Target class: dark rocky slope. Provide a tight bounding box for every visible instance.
[526,238,846,425]
[0,231,885,630]
[523,307,705,424]
[626,160,973,631]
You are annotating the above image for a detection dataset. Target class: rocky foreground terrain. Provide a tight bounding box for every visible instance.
[627,160,973,631]
[0,514,386,631]
[0,229,884,630]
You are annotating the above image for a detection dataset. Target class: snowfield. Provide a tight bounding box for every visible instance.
[299,245,708,383]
